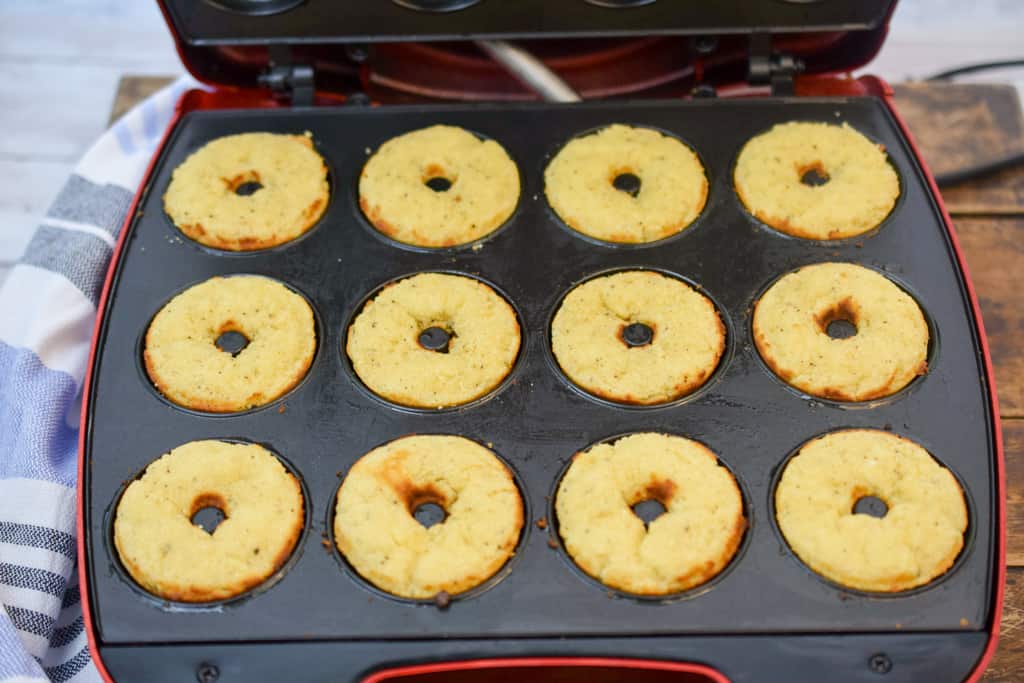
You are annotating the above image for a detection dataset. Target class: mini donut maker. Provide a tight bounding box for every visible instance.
[77,1,1005,681]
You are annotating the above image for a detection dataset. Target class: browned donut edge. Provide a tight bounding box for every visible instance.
[733,176,892,241]
[751,284,928,402]
[143,292,316,413]
[343,280,522,409]
[335,444,525,598]
[167,135,329,252]
[116,471,305,603]
[775,428,968,592]
[560,284,725,406]
[559,174,709,245]
[561,440,747,596]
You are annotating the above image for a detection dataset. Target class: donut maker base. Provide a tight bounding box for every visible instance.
[78,90,1003,682]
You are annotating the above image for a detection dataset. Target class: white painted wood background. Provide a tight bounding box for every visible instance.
[0,0,1021,283]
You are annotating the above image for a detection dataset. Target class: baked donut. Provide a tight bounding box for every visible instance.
[359,125,520,247]
[753,262,928,401]
[113,440,304,602]
[144,275,316,412]
[550,270,724,404]
[556,433,745,595]
[333,435,523,599]
[544,124,707,243]
[734,121,900,240]
[346,272,520,408]
[775,429,967,592]
[163,132,329,251]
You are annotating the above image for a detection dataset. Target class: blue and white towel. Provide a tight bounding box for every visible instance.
[0,76,196,683]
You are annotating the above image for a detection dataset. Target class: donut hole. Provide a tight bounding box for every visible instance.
[223,170,264,197]
[234,181,263,196]
[629,478,675,529]
[215,329,250,357]
[798,161,831,187]
[852,495,889,519]
[422,163,456,193]
[424,177,453,192]
[611,170,642,198]
[825,318,857,339]
[412,502,448,529]
[620,321,655,348]
[189,493,228,535]
[816,298,860,340]
[631,499,667,527]
[405,487,450,529]
[418,325,454,353]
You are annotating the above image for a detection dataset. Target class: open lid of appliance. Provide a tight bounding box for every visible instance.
[157,0,898,101]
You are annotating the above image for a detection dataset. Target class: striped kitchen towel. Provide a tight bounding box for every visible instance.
[0,76,195,683]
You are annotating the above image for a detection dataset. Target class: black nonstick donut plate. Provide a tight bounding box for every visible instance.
[82,97,998,683]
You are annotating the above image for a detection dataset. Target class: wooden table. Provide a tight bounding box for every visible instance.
[109,77,1024,681]
[892,82,1024,682]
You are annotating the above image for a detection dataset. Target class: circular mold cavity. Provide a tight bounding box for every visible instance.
[391,0,481,12]
[341,270,525,415]
[162,134,334,256]
[104,438,311,609]
[584,0,657,7]
[545,267,733,410]
[730,120,904,245]
[136,274,322,417]
[546,432,752,602]
[356,127,522,254]
[541,124,712,250]
[326,435,530,605]
[768,428,975,598]
[747,262,938,409]
[202,0,305,15]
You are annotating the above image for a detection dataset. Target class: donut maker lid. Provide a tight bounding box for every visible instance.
[155,0,898,102]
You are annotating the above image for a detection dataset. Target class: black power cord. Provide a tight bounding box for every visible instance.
[934,150,1024,187]
[925,58,1024,81]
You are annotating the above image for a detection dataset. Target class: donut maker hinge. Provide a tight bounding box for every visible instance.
[257,44,315,106]
[747,33,804,96]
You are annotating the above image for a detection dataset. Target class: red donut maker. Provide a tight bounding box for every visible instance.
[76,1,1004,682]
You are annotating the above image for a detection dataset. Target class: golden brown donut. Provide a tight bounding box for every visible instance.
[556,433,745,595]
[163,132,329,251]
[114,440,304,602]
[775,429,967,592]
[333,435,523,599]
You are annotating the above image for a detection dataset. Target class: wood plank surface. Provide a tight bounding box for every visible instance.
[984,567,1024,682]
[953,218,1024,417]
[1004,421,1024,566]
[893,83,1024,215]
